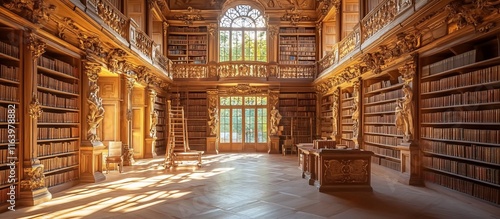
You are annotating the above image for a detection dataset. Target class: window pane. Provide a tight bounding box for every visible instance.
[232,109,242,143]
[256,96,267,105]
[220,97,230,105]
[220,109,230,143]
[244,31,256,61]
[257,31,267,62]
[219,31,230,62]
[231,96,242,105]
[244,96,256,105]
[231,31,242,61]
[257,108,267,143]
[245,109,255,143]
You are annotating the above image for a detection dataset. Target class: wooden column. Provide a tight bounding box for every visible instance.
[19,32,52,206]
[331,87,340,142]
[122,74,135,165]
[144,88,156,158]
[206,89,219,154]
[267,24,278,64]
[80,61,105,183]
[351,78,361,149]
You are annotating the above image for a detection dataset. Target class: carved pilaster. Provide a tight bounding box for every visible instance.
[124,75,135,165]
[207,90,219,137]
[351,79,361,149]
[27,32,46,61]
[331,88,339,139]
[396,60,416,143]
[162,21,169,37]
[85,62,105,144]
[267,25,278,39]
[149,89,158,138]
[208,23,217,37]
[28,94,42,119]
[269,90,281,137]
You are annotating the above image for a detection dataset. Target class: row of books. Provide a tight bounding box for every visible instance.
[280,27,315,33]
[421,50,476,77]
[364,89,403,103]
[366,78,402,92]
[188,132,206,138]
[322,95,334,104]
[365,114,396,123]
[340,139,355,148]
[188,51,206,56]
[155,96,166,104]
[41,154,78,172]
[153,110,165,119]
[342,99,354,107]
[364,134,403,146]
[342,124,354,131]
[155,139,166,147]
[421,65,500,93]
[342,92,353,99]
[184,99,206,106]
[297,106,315,111]
[37,91,78,109]
[38,56,76,77]
[0,105,18,122]
[37,127,79,140]
[187,92,207,99]
[39,112,79,123]
[0,167,17,186]
[168,50,186,55]
[187,125,206,132]
[186,112,207,118]
[169,27,207,32]
[38,141,78,157]
[0,148,17,164]
[280,93,316,99]
[342,108,354,116]
[342,132,353,139]
[421,109,500,123]
[421,139,500,165]
[342,118,354,124]
[37,73,79,94]
[279,46,316,51]
[153,103,165,110]
[0,128,18,143]
[365,144,401,159]
[365,101,397,113]
[321,111,332,117]
[186,105,207,112]
[421,127,500,144]
[0,84,19,102]
[167,45,186,50]
[364,125,402,135]
[0,40,19,58]
[45,169,78,188]
[0,64,18,81]
[423,156,499,185]
[372,156,401,171]
[421,88,500,108]
[424,171,499,204]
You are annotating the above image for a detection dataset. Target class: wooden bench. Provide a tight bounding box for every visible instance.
[172,151,204,167]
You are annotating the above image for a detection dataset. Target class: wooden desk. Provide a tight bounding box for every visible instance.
[297,144,316,185]
[313,149,374,192]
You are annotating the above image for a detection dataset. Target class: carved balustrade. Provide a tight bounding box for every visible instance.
[92,0,129,39]
[277,65,316,79]
[338,23,361,61]
[172,64,209,78]
[130,24,154,60]
[218,62,268,78]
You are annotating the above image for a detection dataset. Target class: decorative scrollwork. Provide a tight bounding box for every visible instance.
[227,84,262,95]
[3,0,56,24]
[20,165,45,190]
[28,94,42,119]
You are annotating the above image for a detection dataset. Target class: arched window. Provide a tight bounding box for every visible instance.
[219,5,267,62]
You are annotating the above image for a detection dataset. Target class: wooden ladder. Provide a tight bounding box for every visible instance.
[165,100,203,168]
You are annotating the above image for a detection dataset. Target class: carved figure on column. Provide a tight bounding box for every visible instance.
[150,110,158,138]
[20,166,45,191]
[396,62,416,142]
[87,83,105,143]
[351,80,360,149]
[331,89,339,138]
[207,92,218,136]
[270,106,282,135]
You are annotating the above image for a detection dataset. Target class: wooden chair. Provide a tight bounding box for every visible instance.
[282,139,296,156]
[106,141,123,173]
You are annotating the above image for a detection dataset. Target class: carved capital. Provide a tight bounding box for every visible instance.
[20,165,45,191]
[126,75,136,91]
[27,32,46,60]
[162,21,169,37]
[28,94,42,119]
[208,23,217,37]
[84,62,101,83]
[78,33,104,57]
[268,25,278,39]
[362,52,385,74]
[107,48,128,74]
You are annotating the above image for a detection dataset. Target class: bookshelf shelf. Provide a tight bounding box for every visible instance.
[278,27,316,65]
[0,77,19,85]
[279,92,316,146]
[154,93,167,155]
[168,26,207,64]
[420,35,500,204]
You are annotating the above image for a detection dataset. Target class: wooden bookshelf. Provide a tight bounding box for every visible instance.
[363,74,404,172]
[0,28,21,210]
[167,26,207,64]
[279,92,316,146]
[36,48,80,192]
[339,89,355,148]
[419,35,500,205]
[171,91,207,151]
[279,27,316,65]
[154,94,167,155]
[319,93,333,138]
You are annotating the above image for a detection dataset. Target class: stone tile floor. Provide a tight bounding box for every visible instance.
[3,153,499,218]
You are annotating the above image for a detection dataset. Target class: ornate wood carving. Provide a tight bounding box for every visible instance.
[362,52,385,74]
[445,0,500,29]
[107,48,130,74]
[316,65,363,94]
[173,64,207,78]
[78,33,105,58]
[174,7,203,25]
[85,62,105,144]
[208,23,217,37]
[20,165,45,190]
[3,0,56,24]
[270,106,282,136]
[396,59,416,142]
[339,26,360,60]
[149,89,158,138]
[207,90,219,136]
[227,84,262,95]
[28,93,42,119]
[323,159,369,183]
[96,0,127,37]
[27,32,46,60]
[56,17,79,40]
[281,7,310,26]
[267,25,278,39]
[351,79,360,149]
[331,88,339,137]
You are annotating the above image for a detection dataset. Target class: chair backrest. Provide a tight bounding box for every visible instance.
[108,141,122,157]
[284,139,293,146]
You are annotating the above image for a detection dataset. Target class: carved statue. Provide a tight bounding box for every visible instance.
[270,106,282,135]
[208,107,219,136]
[395,84,414,142]
[331,89,339,138]
[87,83,105,143]
[150,110,158,138]
[352,81,360,149]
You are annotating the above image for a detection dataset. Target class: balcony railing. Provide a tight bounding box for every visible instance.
[277,65,316,79]
[219,62,268,78]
